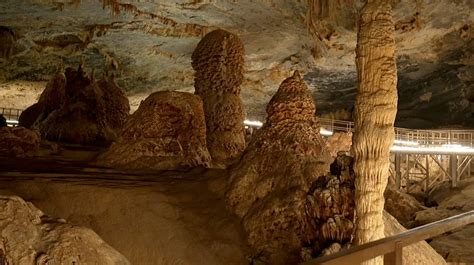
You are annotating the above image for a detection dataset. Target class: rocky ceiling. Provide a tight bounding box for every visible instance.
[0,0,473,128]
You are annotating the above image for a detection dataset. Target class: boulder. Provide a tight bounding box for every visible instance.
[384,187,427,228]
[0,126,40,157]
[0,194,130,264]
[97,91,211,171]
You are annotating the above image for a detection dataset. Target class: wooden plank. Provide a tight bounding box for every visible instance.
[301,211,474,265]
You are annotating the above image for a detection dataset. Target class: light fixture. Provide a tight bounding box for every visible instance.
[320,128,334,136]
[244,120,263,127]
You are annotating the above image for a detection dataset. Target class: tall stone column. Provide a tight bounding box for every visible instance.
[191,29,246,167]
[352,1,398,264]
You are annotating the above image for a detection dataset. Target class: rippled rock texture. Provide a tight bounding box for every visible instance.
[20,66,130,145]
[0,126,40,157]
[0,194,130,264]
[227,72,342,264]
[192,29,246,167]
[0,0,471,125]
[98,91,211,171]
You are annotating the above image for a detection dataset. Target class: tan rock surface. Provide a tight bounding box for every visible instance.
[98,91,211,170]
[384,211,446,265]
[0,194,130,265]
[227,71,334,263]
[325,131,352,158]
[0,126,40,157]
[384,187,427,228]
[192,29,246,166]
[37,66,130,145]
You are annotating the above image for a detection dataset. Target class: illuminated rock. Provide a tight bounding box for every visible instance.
[0,195,130,264]
[226,72,337,264]
[35,66,129,145]
[97,91,211,171]
[192,29,246,167]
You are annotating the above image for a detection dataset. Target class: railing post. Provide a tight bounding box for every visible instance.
[450,154,458,188]
[395,153,401,190]
[384,241,403,265]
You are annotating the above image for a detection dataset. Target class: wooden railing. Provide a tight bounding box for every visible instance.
[301,210,474,265]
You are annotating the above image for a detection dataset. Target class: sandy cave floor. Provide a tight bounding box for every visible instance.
[0,148,252,265]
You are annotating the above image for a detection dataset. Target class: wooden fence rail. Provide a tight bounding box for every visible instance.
[301,210,474,265]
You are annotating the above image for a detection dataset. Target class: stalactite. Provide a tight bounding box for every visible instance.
[352,1,398,265]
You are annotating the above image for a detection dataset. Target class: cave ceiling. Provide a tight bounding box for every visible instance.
[0,0,473,128]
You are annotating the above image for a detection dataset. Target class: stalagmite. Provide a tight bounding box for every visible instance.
[0,26,15,60]
[191,29,246,167]
[97,91,211,171]
[352,1,398,265]
[226,72,355,264]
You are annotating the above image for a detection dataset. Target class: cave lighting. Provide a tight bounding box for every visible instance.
[6,120,18,127]
[244,120,263,127]
[393,139,419,146]
[319,128,334,136]
[391,144,474,154]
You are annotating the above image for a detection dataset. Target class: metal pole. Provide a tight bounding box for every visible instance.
[395,153,401,190]
[450,154,458,188]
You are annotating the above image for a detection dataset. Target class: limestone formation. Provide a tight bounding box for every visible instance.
[352,2,398,265]
[384,187,426,228]
[97,91,211,171]
[24,66,130,145]
[0,26,15,60]
[384,211,446,265]
[19,72,67,128]
[324,131,352,158]
[0,126,40,157]
[192,29,246,166]
[227,72,341,264]
[0,195,130,264]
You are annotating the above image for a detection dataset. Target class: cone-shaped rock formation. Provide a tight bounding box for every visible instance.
[192,29,246,167]
[227,72,354,264]
[20,66,130,146]
[97,91,211,171]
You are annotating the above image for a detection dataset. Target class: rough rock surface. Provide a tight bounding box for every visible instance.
[384,187,426,228]
[0,194,130,264]
[324,131,352,157]
[0,126,40,157]
[98,91,211,171]
[192,29,245,166]
[0,26,15,60]
[19,72,67,128]
[415,179,474,263]
[226,72,336,264]
[384,211,446,265]
[1,1,472,127]
[28,66,130,145]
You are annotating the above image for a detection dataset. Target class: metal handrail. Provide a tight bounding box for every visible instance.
[302,210,474,265]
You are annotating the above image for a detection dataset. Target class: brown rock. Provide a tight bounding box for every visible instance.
[384,187,426,228]
[0,26,15,60]
[37,66,129,145]
[19,72,67,128]
[0,126,40,157]
[384,211,446,265]
[226,71,334,264]
[0,195,130,264]
[325,131,352,158]
[192,29,246,166]
[97,91,211,171]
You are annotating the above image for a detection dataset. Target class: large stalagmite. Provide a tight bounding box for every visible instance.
[227,72,355,264]
[352,1,398,265]
[192,29,246,167]
[97,91,211,171]
[20,66,130,146]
